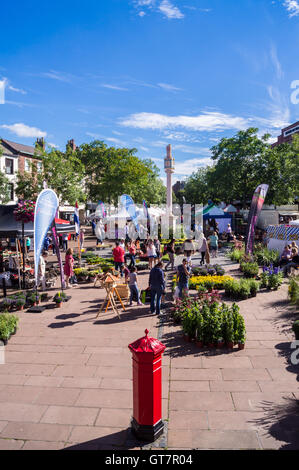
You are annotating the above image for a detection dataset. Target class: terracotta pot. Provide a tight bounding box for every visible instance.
[226,342,234,349]
[238,343,245,350]
[183,334,189,342]
[217,342,225,349]
[196,341,204,348]
[208,342,216,349]
[56,302,62,308]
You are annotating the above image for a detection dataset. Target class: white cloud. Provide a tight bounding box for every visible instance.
[48,142,59,148]
[136,0,154,5]
[8,85,27,95]
[173,145,211,155]
[101,84,128,91]
[133,0,184,19]
[174,157,212,176]
[1,123,47,138]
[158,0,184,19]
[158,82,183,91]
[120,111,248,132]
[42,70,73,82]
[252,85,290,130]
[283,0,299,17]
[270,44,283,79]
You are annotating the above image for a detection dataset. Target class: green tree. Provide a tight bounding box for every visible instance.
[257,135,299,205]
[209,128,270,207]
[16,146,86,205]
[76,141,166,205]
[184,167,210,204]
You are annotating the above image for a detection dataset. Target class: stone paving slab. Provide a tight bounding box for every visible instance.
[0,245,298,449]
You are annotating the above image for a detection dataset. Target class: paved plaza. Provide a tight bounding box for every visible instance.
[0,236,298,450]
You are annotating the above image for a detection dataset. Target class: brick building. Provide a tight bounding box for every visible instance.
[272,120,299,147]
[0,138,44,204]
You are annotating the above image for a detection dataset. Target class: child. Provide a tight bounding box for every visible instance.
[123,261,130,283]
[128,266,142,306]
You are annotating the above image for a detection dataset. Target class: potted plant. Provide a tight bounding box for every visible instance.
[53,291,67,307]
[292,320,299,340]
[0,298,14,311]
[29,293,39,306]
[15,298,25,311]
[224,313,234,349]
[196,312,204,348]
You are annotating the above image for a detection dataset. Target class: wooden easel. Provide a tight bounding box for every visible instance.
[97,274,126,319]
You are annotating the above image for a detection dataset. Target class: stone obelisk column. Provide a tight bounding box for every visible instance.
[164,144,175,237]
[164,144,175,216]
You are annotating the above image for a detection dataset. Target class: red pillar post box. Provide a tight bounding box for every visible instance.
[128,329,166,442]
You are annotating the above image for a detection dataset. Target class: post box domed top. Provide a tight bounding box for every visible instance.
[128,329,166,355]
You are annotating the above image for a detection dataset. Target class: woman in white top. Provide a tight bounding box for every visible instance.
[199,236,208,265]
[146,240,157,270]
[182,239,195,266]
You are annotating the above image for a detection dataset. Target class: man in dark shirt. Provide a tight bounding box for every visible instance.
[149,261,165,315]
[177,258,191,298]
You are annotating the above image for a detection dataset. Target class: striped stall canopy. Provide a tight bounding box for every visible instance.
[266,225,299,242]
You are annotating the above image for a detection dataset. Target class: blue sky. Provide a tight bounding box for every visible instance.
[0,0,299,185]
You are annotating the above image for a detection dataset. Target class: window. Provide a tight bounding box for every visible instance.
[37,161,43,173]
[5,158,13,174]
[8,183,14,201]
[25,159,31,172]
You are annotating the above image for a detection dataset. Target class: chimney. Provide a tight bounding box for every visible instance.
[35,137,45,151]
[67,139,76,152]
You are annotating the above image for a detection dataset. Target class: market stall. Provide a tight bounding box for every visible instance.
[203,204,232,234]
[266,224,299,255]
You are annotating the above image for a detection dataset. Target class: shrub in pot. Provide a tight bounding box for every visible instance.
[53,291,67,307]
[288,277,299,306]
[16,298,25,311]
[241,262,259,278]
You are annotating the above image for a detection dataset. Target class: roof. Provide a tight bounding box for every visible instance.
[0,138,41,157]
[279,211,299,216]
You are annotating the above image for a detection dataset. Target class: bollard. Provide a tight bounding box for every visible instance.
[128,328,166,442]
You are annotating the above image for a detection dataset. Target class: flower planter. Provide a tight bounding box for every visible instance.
[208,342,216,349]
[196,340,204,348]
[56,302,62,308]
[217,341,225,349]
[238,343,245,350]
[226,342,234,349]
[183,334,189,342]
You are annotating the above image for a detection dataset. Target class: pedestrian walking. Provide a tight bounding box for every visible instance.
[177,258,191,298]
[79,229,85,250]
[62,233,68,252]
[165,239,175,271]
[128,241,136,268]
[199,235,208,265]
[91,219,96,236]
[63,248,74,288]
[128,266,142,306]
[182,239,195,266]
[147,239,157,270]
[149,261,165,315]
[37,251,48,291]
[209,231,219,258]
[154,237,161,262]
[113,240,125,277]
[26,237,31,254]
